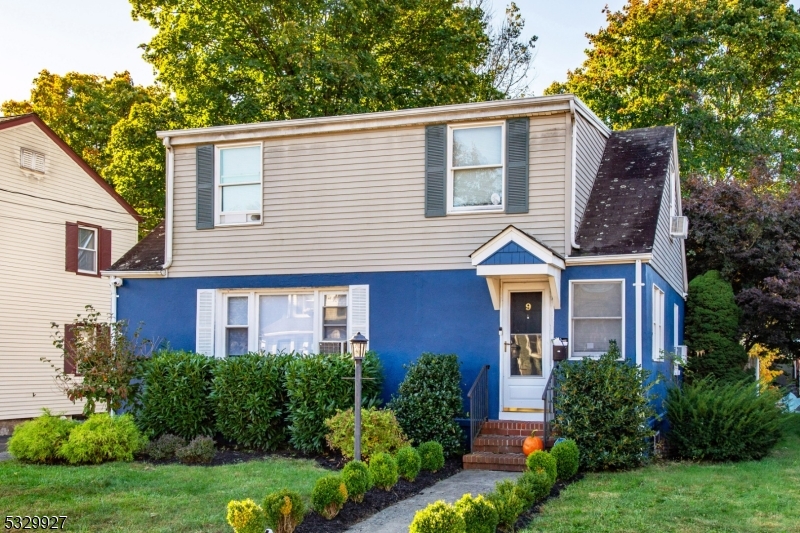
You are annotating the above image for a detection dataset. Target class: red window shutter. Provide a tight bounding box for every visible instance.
[65,222,78,272]
[64,324,77,375]
[99,228,112,272]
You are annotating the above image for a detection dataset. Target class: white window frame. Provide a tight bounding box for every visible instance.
[568,279,626,359]
[77,226,98,275]
[446,121,506,214]
[652,285,665,361]
[673,303,680,350]
[214,142,264,227]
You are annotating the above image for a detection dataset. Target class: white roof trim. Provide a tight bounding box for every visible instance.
[470,226,566,270]
[565,253,652,266]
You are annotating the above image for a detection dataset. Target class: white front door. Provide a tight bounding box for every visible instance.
[500,282,552,420]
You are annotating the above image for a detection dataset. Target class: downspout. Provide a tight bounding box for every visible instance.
[569,99,580,250]
[635,259,643,366]
[109,277,121,322]
[161,136,174,275]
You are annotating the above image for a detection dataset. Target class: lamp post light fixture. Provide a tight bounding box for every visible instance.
[350,332,368,461]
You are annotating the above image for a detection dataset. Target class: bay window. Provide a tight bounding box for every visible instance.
[570,280,625,358]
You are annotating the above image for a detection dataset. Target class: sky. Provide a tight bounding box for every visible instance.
[0,0,627,104]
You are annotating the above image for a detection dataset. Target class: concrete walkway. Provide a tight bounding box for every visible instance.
[346,470,521,533]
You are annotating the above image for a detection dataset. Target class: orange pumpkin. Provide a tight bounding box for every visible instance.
[522,430,544,456]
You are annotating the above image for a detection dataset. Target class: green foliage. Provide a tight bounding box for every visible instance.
[666,379,784,461]
[525,450,557,485]
[341,460,372,503]
[486,480,525,533]
[143,433,186,461]
[453,493,499,533]
[58,413,146,465]
[263,489,305,533]
[212,352,291,450]
[137,350,216,440]
[390,353,463,456]
[285,352,382,454]
[226,498,266,533]
[685,271,751,383]
[311,475,348,520]
[418,441,446,472]
[550,439,580,480]
[516,469,552,508]
[8,410,77,464]
[324,407,409,461]
[396,445,422,482]
[553,343,656,471]
[176,436,216,465]
[368,452,399,491]
[409,500,466,533]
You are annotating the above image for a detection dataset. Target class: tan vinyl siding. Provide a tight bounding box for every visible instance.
[169,114,569,277]
[573,112,607,228]
[0,122,138,420]
[650,150,687,295]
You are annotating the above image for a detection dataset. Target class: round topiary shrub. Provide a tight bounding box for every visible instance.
[550,439,580,479]
[58,413,146,464]
[525,450,557,484]
[144,433,186,461]
[409,500,466,533]
[369,452,399,491]
[418,441,445,472]
[311,475,348,519]
[516,469,552,507]
[342,460,372,503]
[263,489,305,533]
[226,498,266,533]
[396,445,422,482]
[176,436,216,464]
[486,480,524,533]
[453,493,498,533]
[8,409,77,464]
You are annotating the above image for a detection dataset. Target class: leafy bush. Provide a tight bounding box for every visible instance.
[666,379,784,461]
[516,469,552,507]
[550,439,580,480]
[285,351,382,453]
[212,352,291,450]
[369,452,399,490]
[8,410,77,464]
[176,436,216,464]
[453,493,498,533]
[342,460,372,503]
[409,500,466,533]
[396,445,422,482]
[144,433,185,461]
[311,475,348,520]
[226,498,266,533]
[553,342,656,471]
[325,407,409,461]
[58,413,146,464]
[525,450,557,485]
[418,441,445,472]
[486,480,525,533]
[137,350,216,440]
[263,489,305,533]
[389,353,464,456]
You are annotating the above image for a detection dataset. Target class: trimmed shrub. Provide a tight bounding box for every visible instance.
[263,489,305,533]
[311,475,348,520]
[342,460,372,503]
[58,413,146,464]
[553,342,656,471]
[396,445,422,482]
[486,480,525,533]
[453,493,498,533]
[418,441,445,472]
[8,410,77,464]
[550,439,580,480]
[525,450,557,485]
[144,433,185,461]
[212,352,291,450]
[325,407,409,461]
[176,436,216,464]
[409,500,466,533]
[137,350,216,440]
[666,379,783,461]
[285,352,383,453]
[369,452,399,490]
[389,353,463,456]
[226,498,266,533]
[516,469,552,507]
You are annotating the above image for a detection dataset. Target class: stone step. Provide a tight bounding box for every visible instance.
[473,435,527,454]
[479,420,544,437]
[462,451,528,472]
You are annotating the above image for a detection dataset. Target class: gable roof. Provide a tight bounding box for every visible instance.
[106,220,166,273]
[0,113,142,221]
[573,126,675,256]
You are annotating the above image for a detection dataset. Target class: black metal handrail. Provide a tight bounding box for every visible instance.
[542,362,560,445]
[467,365,490,453]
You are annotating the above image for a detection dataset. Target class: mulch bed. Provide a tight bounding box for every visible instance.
[136,447,346,468]
[513,473,585,531]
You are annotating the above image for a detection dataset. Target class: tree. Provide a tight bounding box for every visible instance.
[546,0,800,183]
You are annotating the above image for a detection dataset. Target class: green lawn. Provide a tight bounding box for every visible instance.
[524,415,800,533]
[0,457,328,533]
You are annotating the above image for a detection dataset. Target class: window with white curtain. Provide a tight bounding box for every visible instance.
[652,286,665,360]
[570,280,624,357]
[448,124,504,212]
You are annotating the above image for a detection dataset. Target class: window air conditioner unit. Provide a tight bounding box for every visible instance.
[674,345,688,358]
[319,341,346,355]
[670,216,689,239]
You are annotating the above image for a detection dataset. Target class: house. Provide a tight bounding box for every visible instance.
[106,95,687,466]
[0,114,140,430]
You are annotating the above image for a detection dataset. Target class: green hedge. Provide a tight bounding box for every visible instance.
[8,410,77,464]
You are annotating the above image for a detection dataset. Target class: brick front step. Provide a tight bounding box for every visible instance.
[462,451,528,472]
[473,435,527,454]
[479,420,544,437]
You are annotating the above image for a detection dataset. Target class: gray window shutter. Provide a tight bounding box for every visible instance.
[505,117,529,214]
[425,125,447,217]
[196,145,215,230]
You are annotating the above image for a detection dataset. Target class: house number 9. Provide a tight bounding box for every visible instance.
[525,303,532,311]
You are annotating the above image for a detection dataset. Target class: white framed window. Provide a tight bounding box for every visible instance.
[673,303,680,350]
[652,285,665,361]
[447,122,505,213]
[215,143,263,226]
[569,280,625,358]
[77,226,98,274]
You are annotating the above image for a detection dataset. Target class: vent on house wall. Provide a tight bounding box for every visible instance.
[20,148,46,173]
[670,216,689,239]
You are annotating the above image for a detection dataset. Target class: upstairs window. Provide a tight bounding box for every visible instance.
[570,280,625,358]
[77,227,98,274]
[216,144,262,225]
[448,124,504,213]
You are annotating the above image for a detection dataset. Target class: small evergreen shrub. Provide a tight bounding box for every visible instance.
[342,460,372,503]
[176,436,216,464]
[144,433,185,461]
[516,469,552,507]
[486,480,525,533]
[550,439,580,480]
[58,413,146,464]
[311,475,348,520]
[666,379,783,461]
[418,441,445,472]
[396,445,422,482]
[369,452,399,490]
[325,407,409,461]
[409,500,466,533]
[8,410,76,464]
[226,498,266,533]
[263,489,305,533]
[453,493,498,533]
[525,450,557,484]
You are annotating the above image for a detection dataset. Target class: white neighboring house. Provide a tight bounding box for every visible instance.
[0,114,140,430]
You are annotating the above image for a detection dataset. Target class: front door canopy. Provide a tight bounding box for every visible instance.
[470,226,565,310]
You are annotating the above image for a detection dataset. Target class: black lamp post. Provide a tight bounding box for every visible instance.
[350,332,368,461]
